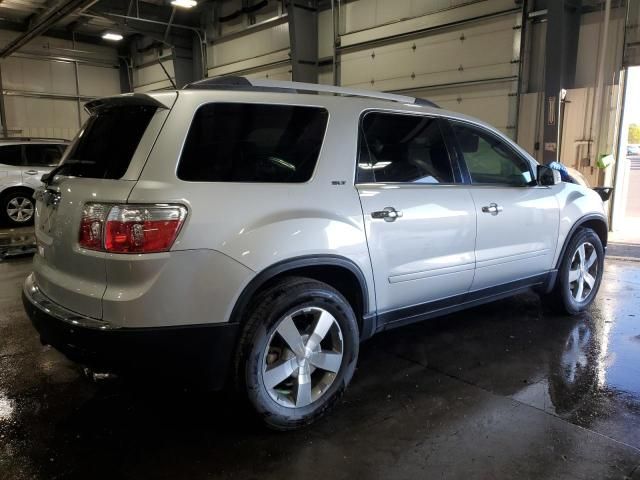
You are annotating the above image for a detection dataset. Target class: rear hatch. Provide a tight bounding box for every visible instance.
[33,92,176,321]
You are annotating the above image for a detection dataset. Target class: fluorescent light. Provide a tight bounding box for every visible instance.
[102,32,123,41]
[171,0,197,8]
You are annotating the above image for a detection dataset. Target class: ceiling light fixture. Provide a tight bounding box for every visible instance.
[171,0,197,8]
[102,32,123,41]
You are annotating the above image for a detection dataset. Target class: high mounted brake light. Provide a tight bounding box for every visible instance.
[79,203,187,253]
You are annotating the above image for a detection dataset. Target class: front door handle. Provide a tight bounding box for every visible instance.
[482,203,503,216]
[371,207,403,222]
[24,170,38,175]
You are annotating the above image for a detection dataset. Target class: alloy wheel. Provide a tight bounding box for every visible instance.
[262,306,344,408]
[6,196,34,223]
[568,242,598,302]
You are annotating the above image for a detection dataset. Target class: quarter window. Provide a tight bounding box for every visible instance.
[450,122,533,186]
[358,112,454,184]
[178,103,328,183]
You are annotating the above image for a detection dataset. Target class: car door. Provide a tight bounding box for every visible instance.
[446,119,560,291]
[356,111,477,325]
[22,144,64,189]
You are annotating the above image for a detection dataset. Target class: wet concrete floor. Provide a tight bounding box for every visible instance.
[1,255,640,479]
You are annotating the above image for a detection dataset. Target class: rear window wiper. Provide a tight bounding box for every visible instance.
[41,164,64,185]
[41,159,86,185]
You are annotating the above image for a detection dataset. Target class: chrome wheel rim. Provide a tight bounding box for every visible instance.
[568,242,598,302]
[262,306,344,408]
[6,196,34,223]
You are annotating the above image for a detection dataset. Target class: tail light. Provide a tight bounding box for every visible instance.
[79,203,187,253]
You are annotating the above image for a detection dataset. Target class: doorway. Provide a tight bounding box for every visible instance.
[610,66,640,247]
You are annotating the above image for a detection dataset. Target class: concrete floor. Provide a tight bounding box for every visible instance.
[1,254,640,479]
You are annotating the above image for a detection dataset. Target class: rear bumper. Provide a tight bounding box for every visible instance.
[22,273,239,389]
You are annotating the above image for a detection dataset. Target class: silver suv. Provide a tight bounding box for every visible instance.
[22,78,607,429]
[0,138,68,226]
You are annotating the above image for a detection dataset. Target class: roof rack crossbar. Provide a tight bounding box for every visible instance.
[183,76,439,108]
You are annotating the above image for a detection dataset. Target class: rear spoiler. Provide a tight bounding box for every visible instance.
[84,94,169,115]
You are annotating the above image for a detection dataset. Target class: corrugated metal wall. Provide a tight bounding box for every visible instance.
[132,46,176,93]
[0,31,121,139]
[207,0,291,80]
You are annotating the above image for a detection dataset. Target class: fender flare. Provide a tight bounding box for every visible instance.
[543,213,608,293]
[229,254,376,340]
[554,213,608,269]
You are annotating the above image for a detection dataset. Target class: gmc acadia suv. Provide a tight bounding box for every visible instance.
[22,77,608,429]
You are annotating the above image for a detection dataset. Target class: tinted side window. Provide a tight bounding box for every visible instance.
[357,112,454,184]
[450,122,533,186]
[24,144,63,167]
[0,145,23,167]
[178,103,328,183]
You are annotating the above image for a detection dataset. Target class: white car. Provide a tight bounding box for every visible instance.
[23,78,608,429]
[0,139,68,226]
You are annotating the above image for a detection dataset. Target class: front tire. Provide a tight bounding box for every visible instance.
[0,189,35,227]
[235,277,359,430]
[549,227,604,315]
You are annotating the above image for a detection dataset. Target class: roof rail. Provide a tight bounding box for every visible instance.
[183,76,439,108]
[0,136,70,143]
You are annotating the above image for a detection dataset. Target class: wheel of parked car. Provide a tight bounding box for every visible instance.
[0,189,35,227]
[235,277,359,430]
[550,228,605,315]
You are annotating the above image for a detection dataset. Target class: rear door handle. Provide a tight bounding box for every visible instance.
[24,170,38,175]
[371,207,403,222]
[481,203,503,215]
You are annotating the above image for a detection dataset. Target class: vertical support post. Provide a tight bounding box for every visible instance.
[0,64,8,137]
[542,0,581,164]
[72,35,82,131]
[331,0,339,86]
[288,0,319,83]
[118,56,133,93]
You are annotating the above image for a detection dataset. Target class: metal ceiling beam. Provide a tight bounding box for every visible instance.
[0,0,99,57]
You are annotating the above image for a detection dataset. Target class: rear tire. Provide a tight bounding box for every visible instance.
[234,276,359,430]
[547,227,604,315]
[0,189,35,227]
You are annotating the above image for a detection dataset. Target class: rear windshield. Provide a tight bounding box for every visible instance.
[177,103,328,183]
[57,105,155,179]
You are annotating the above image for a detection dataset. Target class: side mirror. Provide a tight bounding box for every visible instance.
[537,165,561,186]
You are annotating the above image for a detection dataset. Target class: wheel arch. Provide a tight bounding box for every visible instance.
[544,213,608,294]
[230,255,376,340]
[1,185,34,198]
[555,213,608,270]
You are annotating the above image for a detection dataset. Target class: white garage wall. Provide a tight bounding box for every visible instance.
[132,47,176,93]
[337,0,521,138]
[171,0,625,176]
[207,0,291,79]
[0,30,121,139]
[403,79,519,134]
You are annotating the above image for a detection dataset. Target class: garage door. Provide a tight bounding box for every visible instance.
[400,79,518,138]
[339,12,522,139]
